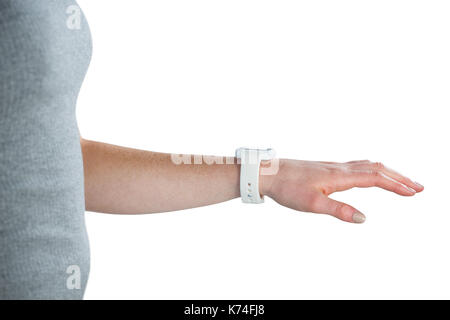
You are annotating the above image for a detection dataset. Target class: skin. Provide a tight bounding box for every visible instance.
[80,139,424,223]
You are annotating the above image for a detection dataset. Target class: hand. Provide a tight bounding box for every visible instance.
[260,159,424,223]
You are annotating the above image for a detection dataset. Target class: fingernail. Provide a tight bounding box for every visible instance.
[352,211,366,224]
[414,181,424,189]
[405,185,416,193]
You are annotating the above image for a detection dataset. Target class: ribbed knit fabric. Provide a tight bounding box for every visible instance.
[0,0,91,299]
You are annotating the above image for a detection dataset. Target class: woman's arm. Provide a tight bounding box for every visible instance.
[80,139,240,214]
[81,138,424,223]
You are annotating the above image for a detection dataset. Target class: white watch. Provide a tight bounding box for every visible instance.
[235,147,276,204]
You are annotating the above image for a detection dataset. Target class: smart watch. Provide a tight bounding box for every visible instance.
[235,148,276,204]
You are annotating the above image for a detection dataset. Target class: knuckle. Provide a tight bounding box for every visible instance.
[369,170,382,185]
[370,169,381,177]
[334,202,346,216]
[372,161,385,170]
[327,166,342,177]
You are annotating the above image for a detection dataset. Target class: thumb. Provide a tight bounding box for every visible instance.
[312,194,366,223]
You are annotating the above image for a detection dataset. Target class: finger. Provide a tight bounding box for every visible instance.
[381,164,424,192]
[311,194,366,223]
[351,162,424,192]
[340,169,417,196]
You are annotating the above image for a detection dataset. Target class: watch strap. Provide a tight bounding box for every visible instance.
[235,148,275,204]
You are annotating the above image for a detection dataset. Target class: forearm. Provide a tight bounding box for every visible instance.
[81,139,241,214]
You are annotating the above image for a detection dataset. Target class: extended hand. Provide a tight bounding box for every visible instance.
[260,159,424,223]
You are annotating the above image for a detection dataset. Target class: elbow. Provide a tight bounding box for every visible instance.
[80,137,94,212]
[80,136,89,149]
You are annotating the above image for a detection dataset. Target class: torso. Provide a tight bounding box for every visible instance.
[0,0,91,299]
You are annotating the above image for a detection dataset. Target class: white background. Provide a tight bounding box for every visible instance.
[77,0,449,299]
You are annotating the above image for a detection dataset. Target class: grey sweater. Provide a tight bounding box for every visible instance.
[0,0,91,299]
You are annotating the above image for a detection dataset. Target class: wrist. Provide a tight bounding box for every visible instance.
[235,147,277,203]
[259,159,278,197]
